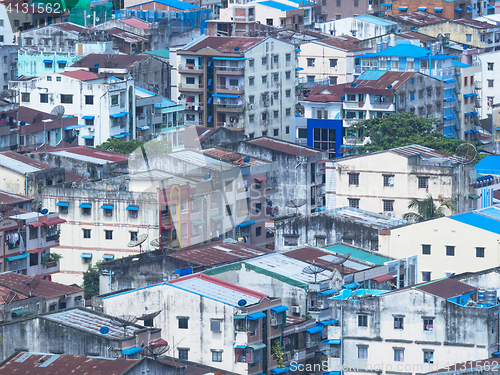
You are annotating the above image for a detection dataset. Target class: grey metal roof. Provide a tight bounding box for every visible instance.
[128,170,197,185]
[48,150,112,165]
[0,154,42,174]
[169,150,235,171]
[323,207,408,229]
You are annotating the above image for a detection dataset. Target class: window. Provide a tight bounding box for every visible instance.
[348,198,359,209]
[255,202,262,213]
[283,108,290,117]
[85,95,94,105]
[262,75,267,84]
[47,76,52,81]
[249,59,254,67]
[307,58,315,67]
[422,244,431,255]
[329,76,338,85]
[285,71,291,79]
[45,61,52,69]
[410,92,415,101]
[249,77,255,86]
[249,114,255,123]
[286,54,291,62]
[348,173,359,186]
[286,126,289,134]
[273,55,279,64]
[273,128,279,136]
[14,20,19,27]
[21,93,30,102]
[383,200,394,212]
[57,77,61,82]
[29,226,38,240]
[423,318,434,331]
[358,315,367,327]
[336,0,341,5]
[186,77,195,84]
[471,76,474,85]
[83,229,91,239]
[466,34,472,43]
[358,346,368,359]
[330,59,338,68]
[58,62,66,69]
[336,14,341,19]
[464,97,469,105]
[59,205,68,214]
[488,79,494,88]
[273,92,279,100]
[249,95,255,104]
[85,118,94,126]
[111,95,119,105]
[30,252,38,267]
[105,230,113,240]
[298,128,307,138]
[178,349,189,360]
[394,316,404,330]
[383,175,394,187]
[40,93,48,103]
[60,94,73,104]
[422,271,431,282]
[256,226,262,236]
[394,348,404,362]
[488,62,494,71]
[262,57,267,66]
[212,351,222,362]
[103,208,112,216]
[446,245,455,256]
[177,317,190,329]
[210,320,221,332]
[129,207,138,218]
[262,130,267,137]
[354,0,358,6]
[423,350,434,364]
[418,177,429,189]
[476,247,485,258]
[286,89,291,98]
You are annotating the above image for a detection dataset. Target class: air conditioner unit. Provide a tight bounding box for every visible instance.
[386,212,393,217]
[292,305,300,314]
[270,317,278,326]
[317,301,326,310]
[263,101,270,107]
[88,127,94,132]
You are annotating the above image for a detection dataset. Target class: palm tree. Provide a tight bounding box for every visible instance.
[403,194,457,222]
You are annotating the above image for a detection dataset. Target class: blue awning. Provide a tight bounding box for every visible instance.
[82,135,94,139]
[434,7,443,11]
[271,368,288,375]
[493,352,500,356]
[295,67,304,71]
[79,203,92,208]
[82,115,95,119]
[212,57,247,61]
[270,305,289,313]
[398,7,407,10]
[471,129,478,133]
[318,288,337,296]
[122,346,142,355]
[464,130,473,134]
[80,253,92,258]
[62,115,73,118]
[236,221,255,228]
[315,206,326,212]
[306,325,323,334]
[467,6,474,9]
[6,253,29,261]
[322,339,341,345]
[380,3,391,5]
[112,132,130,138]
[247,312,266,320]
[444,116,456,120]
[464,93,478,97]
[43,59,53,63]
[318,319,338,326]
[444,78,456,83]
[443,98,456,102]
[110,112,129,118]
[212,94,240,99]
[126,206,139,211]
[444,126,457,137]
[470,111,478,115]
[488,5,495,9]
[137,126,151,130]
[417,6,426,10]
[235,344,247,349]
[102,254,115,259]
[101,205,114,210]
[57,202,69,207]
[57,60,67,64]
[455,7,462,11]
[344,282,360,289]
[324,372,341,375]
[63,124,85,130]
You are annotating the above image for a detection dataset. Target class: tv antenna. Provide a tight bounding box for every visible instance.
[302,262,326,284]
[286,199,306,215]
[50,105,65,120]
[127,233,148,253]
[22,276,40,297]
[114,314,138,338]
[142,339,170,360]
[455,143,477,164]
[0,289,19,304]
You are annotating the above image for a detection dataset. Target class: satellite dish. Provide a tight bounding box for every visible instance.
[33,112,43,123]
[19,121,26,126]
[234,46,240,51]
[128,233,148,253]
[302,263,326,284]
[286,199,306,215]
[115,315,138,338]
[330,253,351,273]
[94,63,99,68]
[142,338,170,360]
[455,143,477,164]
[221,152,242,162]
[83,172,91,179]
[150,238,160,248]
[99,326,110,335]
[50,105,65,120]
[243,156,250,163]
[351,82,356,87]
[237,299,247,307]
[41,208,49,215]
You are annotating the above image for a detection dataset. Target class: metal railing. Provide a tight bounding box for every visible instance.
[178,64,203,70]
[217,85,244,91]
[214,65,244,72]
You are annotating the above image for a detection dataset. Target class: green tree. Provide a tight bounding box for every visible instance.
[96,138,145,155]
[132,139,173,159]
[82,264,100,300]
[349,112,469,154]
[403,194,457,222]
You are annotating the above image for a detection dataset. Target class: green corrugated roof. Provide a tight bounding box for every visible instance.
[145,49,170,59]
[204,262,242,275]
[323,244,389,265]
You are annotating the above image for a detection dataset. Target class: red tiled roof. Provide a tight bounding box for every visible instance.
[316,37,369,52]
[119,17,151,29]
[248,138,319,156]
[0,151,56,171]
[397,31,436,42]
[304,84,347,103]
[0,272,82,299]
[60,70,101,81]
[184,36,264,53]
[454,18,494,29]
[345,71,416,94]
[65,171,86,182]
[71,54,149,70]
[0,189,32,204]
[52,22,86,33]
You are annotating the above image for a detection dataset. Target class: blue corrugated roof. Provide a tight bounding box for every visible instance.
[452,60,470,68]
[375,43,432,58]
[155,98,178,109]
[128,0,198,10]
[358,70,386,80]
[475,155,500,175]
[450,209,500,235]
[135,86,156,96]
[354,14,396,26]
[259,0,297,10]
[479,207,500,220]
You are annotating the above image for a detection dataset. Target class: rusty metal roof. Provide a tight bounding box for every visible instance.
[397,31,436,42]
[203,148,270,167]
[389,11,446,25]
[453,18,494,29]
[43,308,146,340]
[0,352,139,374]
[107,28,149,43]
[304,85,346,103]
[60,70,101,81]
[248,138,319,156]
[415,278,477,299]
[315,37,369,52]
[0,189,32,205]
[0,272,82,300]
[183,36,265,53]
[168,241,271,266]
[283,246,364,273]
[0,151,57,173]
[390,144,463,164]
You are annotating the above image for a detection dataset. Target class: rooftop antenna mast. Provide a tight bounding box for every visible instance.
[22,276,40,297]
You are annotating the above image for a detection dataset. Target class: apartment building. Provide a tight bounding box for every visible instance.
[478,50,499,119]
[177,35,295,140]
[20,22,86,52]
[387,0,480,19]
[317,15,398,41]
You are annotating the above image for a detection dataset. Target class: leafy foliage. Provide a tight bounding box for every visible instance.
[82,264,100,300]
[96,138,145,155]
[41,252,62,267]
[132,139,173,158]
[271,338,284,368]
[403,194,457,222]
[349,112,471,155]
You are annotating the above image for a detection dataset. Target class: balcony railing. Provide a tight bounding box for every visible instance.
[343,101,365,108]
[178,63,203,70]
[214,65,244,72]
[217,121,243,128]
[215,103,244,109]
[369,102,394,110]
[217,84,244,91]
[184,120,204,126]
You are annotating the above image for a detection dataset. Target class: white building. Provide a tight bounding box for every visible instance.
[9,70,136,146]
[19,22,86,53]
[317,15,398,41]
[0,5,18,46]
[478,50,499,118]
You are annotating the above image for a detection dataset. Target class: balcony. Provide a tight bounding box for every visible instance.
[178,83,204,92]
[184,103,203,112]
[308,308,331,321]
[184,120,204,126]
[178,64,203,73]
[41,260,60,275]
[369,102,394,110]
[343,118,363,126]
[343,101,365,109]
[215,102,244,113]
[215,65,245,73]
[217,84,244,93]
[216,121,243,128]
[354,65,362,74]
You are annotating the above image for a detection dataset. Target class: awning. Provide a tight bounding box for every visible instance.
[380,3,391,5]
[43,59,53,63]
[306,325,323,334]
[469,194,480,199]
[488,5,494,9]
[455,8,462,11]
[212,94,240,99]
[255,177,267,182]
[417,6,426,10]
[398,6,407,10]
[493,352,500,356]
[270,305,288,313]
[444,78,456,83]
[236,221,255,228]
[235,344,247,349]
[112,132,130,138]
[433,7,443,11]
[372,274,394,283]
[30,222,44,228]
[110,112,129,118]
[322,339,341,345]
[211,215,224,221]
[248,343,267,350]
[126,206,139,211]
[102,254,115,259]
[56,202,69,207]
[82,135,94,139]
[79,203,92,209]
[464,93,478,97]
[318,319,338,326]
[192,220,206,225]
[62,115,73,119]
[122,347,142,355]
[63,124,85,130]
[137,126,151,130]
[344,282,360,289]
[80,253,92,258]
[212,57,247,61]
[443,98,456,102]
[82,115,95,119]
[28,248,45,254]
[42,218,66,226]
[324,372,341,375]
[444,116,456,120]
[234,314,246,319]
[57,60,67,64]
[271,368,288,375]
[467,6,473,9]
[318,288,337,296]
[317,160,326,164]
[11,309,31,317]
[247,312,266,320]
[101,205,114,210]
[162,223,175,230]
[295,67,304,71]
[6,253,29,261]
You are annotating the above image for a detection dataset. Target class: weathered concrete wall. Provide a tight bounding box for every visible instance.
[199,128,247,149]
[131,58,171,99]
[0,296,44,321]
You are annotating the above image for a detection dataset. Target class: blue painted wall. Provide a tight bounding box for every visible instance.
[306,119,343,158]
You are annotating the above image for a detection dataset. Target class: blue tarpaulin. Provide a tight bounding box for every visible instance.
[122,347,142,355]
[57,202,69,207]
[247,312,266,320]
[344,282,360,289]
[110,112,129,118]
[306,325,323,334]
[6,253,29,261]
[79,204,92,208]
[398,6,407,10]
[126,206,139,211]
[174,267,193,276]
[270,305,288,313]
[318,289,337,296]
[417,6,426,10]
[57,60,67,64]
